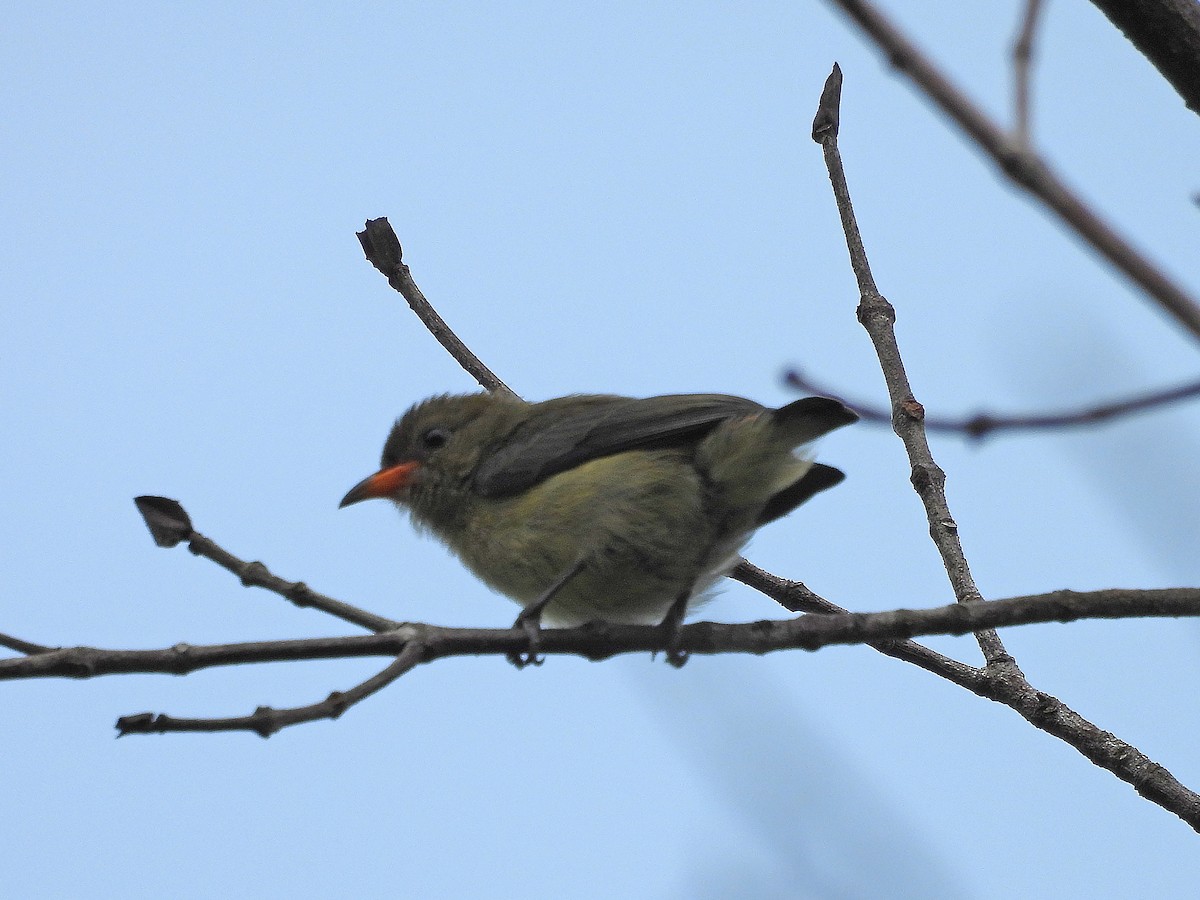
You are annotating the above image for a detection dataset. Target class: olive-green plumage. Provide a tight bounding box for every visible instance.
[340,392,856,625]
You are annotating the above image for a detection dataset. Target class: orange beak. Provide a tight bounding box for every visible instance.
[338,461,421,508]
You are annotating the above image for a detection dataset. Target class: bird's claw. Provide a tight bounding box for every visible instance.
[658,594,690,668]
[507,605,546,669]
[506,558,587,670]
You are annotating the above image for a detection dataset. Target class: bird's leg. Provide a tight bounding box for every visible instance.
[658,592,691,668]
[507,558,587,669]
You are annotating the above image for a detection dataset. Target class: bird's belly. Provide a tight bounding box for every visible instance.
[445,452,729,625]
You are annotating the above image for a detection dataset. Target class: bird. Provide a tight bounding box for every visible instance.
[339,391,856,663]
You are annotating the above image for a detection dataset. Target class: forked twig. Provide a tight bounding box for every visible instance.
[811,61,1200,831]
[812,63,1010,668]
[826,0,1200,342]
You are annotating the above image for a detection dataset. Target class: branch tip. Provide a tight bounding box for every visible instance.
[812,63,843,142]
[357,217,405,276]
[133,496,193,548]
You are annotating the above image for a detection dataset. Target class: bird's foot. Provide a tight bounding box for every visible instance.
[657,594,690,668]
[507,598,552,669]
[506,558,587,669]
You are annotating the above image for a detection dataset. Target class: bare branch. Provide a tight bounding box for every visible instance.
[825,0,1200,342]
[4,588,1198,680]
[808,65,1200,830]
[134,496,400,634]
[116,642,425,738]
[357,218,517,397]
[1012,0,1046,146]
[0,633,55,655]
[732,560,984,689]
[811,64,1010,668]
[9,572,1200,829]
[1087,0,1200,115]
[785,369,1200,439]
[995,671,1200,832]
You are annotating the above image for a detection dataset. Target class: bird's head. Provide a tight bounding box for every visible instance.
[339,392,528,528]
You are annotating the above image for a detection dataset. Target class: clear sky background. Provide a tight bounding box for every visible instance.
[3,2,1199,897]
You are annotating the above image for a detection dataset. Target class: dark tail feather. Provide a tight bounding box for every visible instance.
[757,463,846,525]
[772,396,858,445]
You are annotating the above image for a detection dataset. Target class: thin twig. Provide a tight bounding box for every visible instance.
[731,560,983,688]
[187,532,401,634]
[357,217,517,397]
[785,369,1200,439]
[825,0,1200,342]
[116,641,425,738]
[812,63,1010,668]
[1012,0,1046,147]
[133,496,400,634]
[0,633,55,655]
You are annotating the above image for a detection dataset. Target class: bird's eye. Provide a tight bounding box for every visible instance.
[421,427,450,450]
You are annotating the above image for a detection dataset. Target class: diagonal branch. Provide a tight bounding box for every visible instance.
[0,633,55,655]
[811,63,1200,831]
[812,64,1010,668]
[357,217,517,397]
[133,496,399,634]
[825,0,1200,343]
[731,560,983,688]
[1086,0,1200,115]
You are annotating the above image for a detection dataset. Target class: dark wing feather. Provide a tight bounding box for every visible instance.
[472,394,763,497]
[756,463,845,525]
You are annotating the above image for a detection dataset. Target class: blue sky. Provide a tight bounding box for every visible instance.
[3,2,1199,897]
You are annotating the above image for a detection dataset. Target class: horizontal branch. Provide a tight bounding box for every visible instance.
[10,584,1198,825]
[785,370,1200,439]
[4,587,1196,682]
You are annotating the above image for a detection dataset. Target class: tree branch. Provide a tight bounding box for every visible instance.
[784,369,1200,439]
[115,642,425,738]
[1012,0,1045,146]
[731,560,984,688]
[357,218,517,397]
[1087,0,1200,115]
[133,496,399,634]
[825,0,1200,342]
[811,64,1200,831]
[812,64,1010,668]
[10,584,1195,826]
[0,633,54,655]
[5,588,1198,682]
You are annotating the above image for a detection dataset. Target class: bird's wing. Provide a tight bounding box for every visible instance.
[755,462,845,525]
[471,393,763,497]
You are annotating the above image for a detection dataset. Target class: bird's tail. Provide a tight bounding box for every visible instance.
[771,396,858,447]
